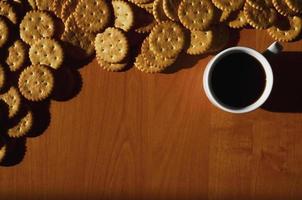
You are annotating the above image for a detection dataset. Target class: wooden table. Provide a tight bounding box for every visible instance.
[1,29,302,200]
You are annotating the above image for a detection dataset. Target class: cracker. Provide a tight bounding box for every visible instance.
[153,0,169,22]
[134,2,154,13]
[163,0,181,21]
[0,65,5,90]
[61,0,78,22]
[8,111,33,138]
[96,56,127,72]
[244,3,277,29]
[267,16,302,42]
[149,21,185,58]
[61,14,95,60]
[0,1,17,24]
[112,1,134,31]
[186,30,213,55]
[178,0,215,31]
[74,0,110,33]
[20,11,55,45]
[29,38,64,70]
[285,0,302,13]
[134,53,165,73]
[141,37,177,68]
[0,87,21,118]
[212,0,245,12]
[227,10,247,29]
[36,0,54,11]
[130,0,153,4]
[18,65,54,101]
[6,40,27,72]
[0,18,9,48]
[246,0,273,10]
[272,0,298,16]
[135,19,156,33]
[95,27,128,63]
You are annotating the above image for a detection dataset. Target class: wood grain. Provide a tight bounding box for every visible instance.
[1,29,302,200]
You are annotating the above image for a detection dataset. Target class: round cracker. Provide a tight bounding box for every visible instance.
[20,11,55,45]
[212,0,245,12]
[0,87,21,118]
[186,29,213,55]
[267,16,302,42]
[178,0,215,31]
[141,37,177,69]
[149,21,185,58]
[0,1,17,24]
[0,18,9,48]
[112,1,134,31]
[29,38,64,70]
[244,3,277,29]
[8,110,33,138]
[6,40,27,72]
[95,27,128,63]
[74,0,110,33]
[18,65,54,101]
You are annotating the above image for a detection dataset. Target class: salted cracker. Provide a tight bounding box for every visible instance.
[74,0,110,33]
[212,0,245,12]
[20,11,55,45]
[0,1,17,24]
[95,27,129,63]
[18,65,54,101]
[178,0,215,31]
[29,38,64,70]
[149,21,185,58]
[186,30,213,55]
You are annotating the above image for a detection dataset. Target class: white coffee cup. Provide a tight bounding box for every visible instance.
[203,42,282,114]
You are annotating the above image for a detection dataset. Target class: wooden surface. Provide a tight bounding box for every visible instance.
[1,29,302,200]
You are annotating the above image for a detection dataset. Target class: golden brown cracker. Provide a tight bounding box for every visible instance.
[0,1,17,24]
[29,38,64,69]
[0,18,9,48]
[95,27,129,63]
[178,0,215,31]
[74,0,111,33]
[8,110,33,138]
[18,65,54,101]
[149,21,185,58]
[186,30,213,55]
[20,11,55,45]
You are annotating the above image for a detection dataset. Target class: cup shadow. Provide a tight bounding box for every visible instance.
[262,51,302,113]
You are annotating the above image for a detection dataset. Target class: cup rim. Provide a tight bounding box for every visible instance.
[203,46,274,114]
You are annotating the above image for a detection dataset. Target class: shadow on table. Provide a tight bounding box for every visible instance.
[262,51,302,113]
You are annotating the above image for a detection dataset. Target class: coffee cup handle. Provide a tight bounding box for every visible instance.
[263,41,283,57]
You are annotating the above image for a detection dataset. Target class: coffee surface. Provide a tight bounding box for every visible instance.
[210,52,266,108]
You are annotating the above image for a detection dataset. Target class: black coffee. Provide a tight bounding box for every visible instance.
[210,53,266,108]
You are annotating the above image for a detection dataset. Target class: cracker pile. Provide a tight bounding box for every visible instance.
[92,0,302,73]
[0,0,301,163]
